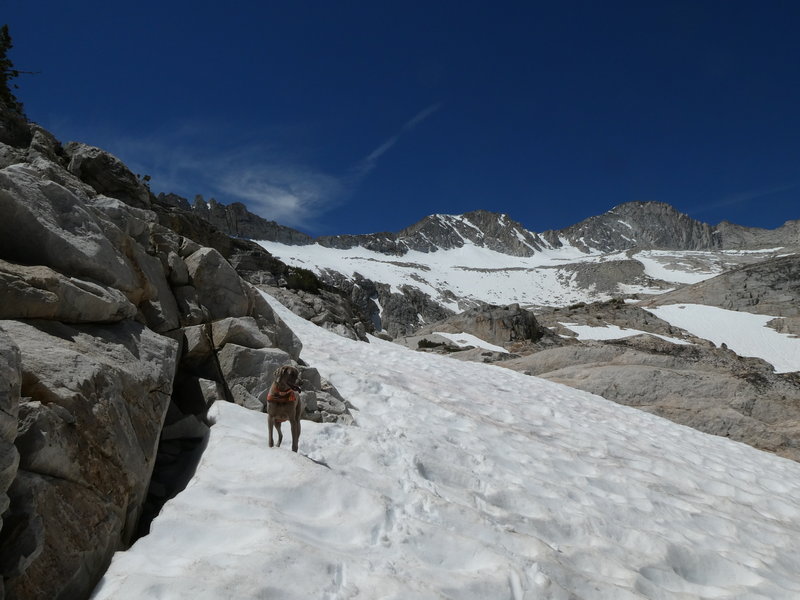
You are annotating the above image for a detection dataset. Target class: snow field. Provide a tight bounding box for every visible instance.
[93,291,800,599]
[256,240,626,309]
[645,304,800,373]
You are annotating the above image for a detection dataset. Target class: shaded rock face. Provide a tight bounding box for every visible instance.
[0,102,31,149]
[314,271,453,339]
[499,335,800,461]
[0,116,352,599]
[643,253,800,317]
[0,330,20,546]
[187,195,313,245]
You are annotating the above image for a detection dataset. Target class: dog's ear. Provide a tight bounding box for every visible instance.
[273,365,286,384]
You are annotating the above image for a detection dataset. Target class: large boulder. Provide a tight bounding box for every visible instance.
[216,344,292,404]
[250,291,302,361]
[211,316,273,350]
[184,248,252,320]
[0,165,139,294]
[413,303,547,348]
[0,259,136,323]
[64,143,151,210]
[0,319,178,600]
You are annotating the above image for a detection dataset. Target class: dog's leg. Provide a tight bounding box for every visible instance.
[291,400,301,453]
[275,421,283,447]
[268,414,275,448]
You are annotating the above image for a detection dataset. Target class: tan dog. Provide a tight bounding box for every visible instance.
[266,365,303,452]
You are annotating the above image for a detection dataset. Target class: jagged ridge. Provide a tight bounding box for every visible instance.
[185,196,800,256]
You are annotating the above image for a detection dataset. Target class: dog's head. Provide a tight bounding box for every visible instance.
[273,364,301,391]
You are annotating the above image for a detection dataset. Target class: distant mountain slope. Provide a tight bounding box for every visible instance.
[316,210,550,256]
[547,201,719,252]
[179,195,800,255]
[179,195,798,336]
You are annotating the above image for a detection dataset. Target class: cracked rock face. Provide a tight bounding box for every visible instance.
[0,319,178,600]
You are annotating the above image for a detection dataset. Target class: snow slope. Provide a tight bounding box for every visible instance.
[645,304,800,374]
[93,292,800,599]
[256,239,780,310]
[256,240,629,309]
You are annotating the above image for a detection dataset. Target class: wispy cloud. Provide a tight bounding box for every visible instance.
[216,165,343,226]
[688,182,799,217]
[85,105,442,232]
[351,102,443,180]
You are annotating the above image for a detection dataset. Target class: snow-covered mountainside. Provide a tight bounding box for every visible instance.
[251,202,798,337]
[93,291,800,599]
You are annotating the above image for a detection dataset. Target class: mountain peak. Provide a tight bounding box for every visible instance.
[555,200,719,252]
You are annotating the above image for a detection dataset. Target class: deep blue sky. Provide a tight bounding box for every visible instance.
[5,1,800,235]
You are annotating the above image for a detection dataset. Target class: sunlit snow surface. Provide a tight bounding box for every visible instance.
[559,323,691,345]
[431,331,508,353]
[93,293,800,599]
[256,240,615,309]
[255,241,780,309]
[645,304,800,374]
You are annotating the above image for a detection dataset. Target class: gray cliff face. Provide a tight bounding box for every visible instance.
[714,219,800,249]
[158,193,314,245]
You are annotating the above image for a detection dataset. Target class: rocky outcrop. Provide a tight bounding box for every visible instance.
[643,253,800,317]
[64,143,151,210]
[714,219,800,249]
[534,298,694,340]
[0,320,177,600]
[314,271,454,338]
[263,286,370,341]
[549,259,672,295]
[499,335,800,461]
[0,260,136,323]
[0,115,352,599]
[411,303,549,347]
[157,194,313,245]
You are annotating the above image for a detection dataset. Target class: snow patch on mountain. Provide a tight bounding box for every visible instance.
[645,304,800,373]
[559,322,692,345]
[257,239,647,309]
[432,331,508,353]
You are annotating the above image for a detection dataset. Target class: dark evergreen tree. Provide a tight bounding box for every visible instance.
[0,24,25,115]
